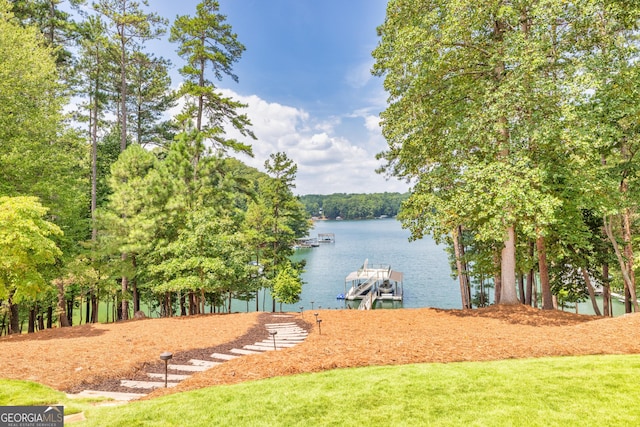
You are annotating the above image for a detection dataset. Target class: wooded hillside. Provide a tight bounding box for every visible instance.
[299,192,408,220]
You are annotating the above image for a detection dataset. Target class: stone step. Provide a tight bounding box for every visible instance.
[264,322,297,327]
[230,348,264,355]
[147,372,191,381]
[262,337,305,342]
[167,364,209,372]
[120,380,178,389]
[69,390,146,401]
[244,344,278,351]
[211,352,239,361]
[189,359,219,367]
[265,333,307,338]
[257,341,298,348]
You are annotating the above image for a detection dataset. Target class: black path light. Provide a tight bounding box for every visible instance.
[159,352,173,388]
[310,301,315,310]
[269,330,278,350]
[299,306,304,318]
[317,319,323,335]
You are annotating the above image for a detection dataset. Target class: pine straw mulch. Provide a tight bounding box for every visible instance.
[1,305,640,400]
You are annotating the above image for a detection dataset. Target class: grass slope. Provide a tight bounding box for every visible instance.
[73,354,640,426]
[0,380,102,416]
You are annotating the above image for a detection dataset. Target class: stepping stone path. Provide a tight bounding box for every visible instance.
[67,315,308,405]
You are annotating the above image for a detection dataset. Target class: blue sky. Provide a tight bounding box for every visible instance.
[157,0,409,195]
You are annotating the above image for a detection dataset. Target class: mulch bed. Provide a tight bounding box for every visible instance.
[65,314,309,394]
[1,305,639,400]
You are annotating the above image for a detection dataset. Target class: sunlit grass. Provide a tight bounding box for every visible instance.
[73,354,640,426]
[0,379,105,416]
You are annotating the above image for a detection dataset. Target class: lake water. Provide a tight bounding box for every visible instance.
[282,219,461,311]
[243,218,625,316]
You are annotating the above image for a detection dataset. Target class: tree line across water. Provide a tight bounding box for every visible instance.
[299,193,408,220]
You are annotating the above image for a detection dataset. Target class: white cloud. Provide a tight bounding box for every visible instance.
[218,88,408,195]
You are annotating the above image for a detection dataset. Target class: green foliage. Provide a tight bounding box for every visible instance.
[127,52,176,147]
[9,0,84,68]
[0,196,62,302]
[372,0,640,305]
[272,262,302,306]
[170,0,254,154]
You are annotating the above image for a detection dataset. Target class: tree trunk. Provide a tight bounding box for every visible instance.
[453,226,471,309]
[91,291,99,323]
[622,208,638,312]
[518,274,525,304]
[526,271,534,306]
[536,234,554,309]
[180,293,186,316]
[580,268,602,316]
[55,279,70,328]
[188,292,196,315]
[47,306,53,329]
[500,226,519,304]
[604,215,639,312]
[38,309,44,331]
[28,308,36,333]
[9,301,19,335]
[130,255,139,313]
[526,242,534,306]
[603,263,611,317]
[85,293,91,324]
[121,282,129,320]
[493,252,502,305]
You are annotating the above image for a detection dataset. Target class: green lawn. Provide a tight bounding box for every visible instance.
[2,355,638,426]
[0,380,104,416]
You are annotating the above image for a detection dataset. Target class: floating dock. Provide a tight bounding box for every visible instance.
[343,259,403,310]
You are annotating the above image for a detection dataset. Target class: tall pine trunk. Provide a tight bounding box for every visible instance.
[536,234,554,309]
[500,226,519,304]
[602,263,611,317]
[453,226,471,309]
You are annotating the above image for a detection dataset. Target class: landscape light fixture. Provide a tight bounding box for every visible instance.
[269,330,278,350]
[299,306,304,318]
[314,312,318,323]
[317,319,323,335]
[310,301,315,310]
[159,352,173,388]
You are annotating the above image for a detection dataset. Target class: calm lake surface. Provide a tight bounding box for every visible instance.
[283,219,461,311]
[242,218,620,315]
